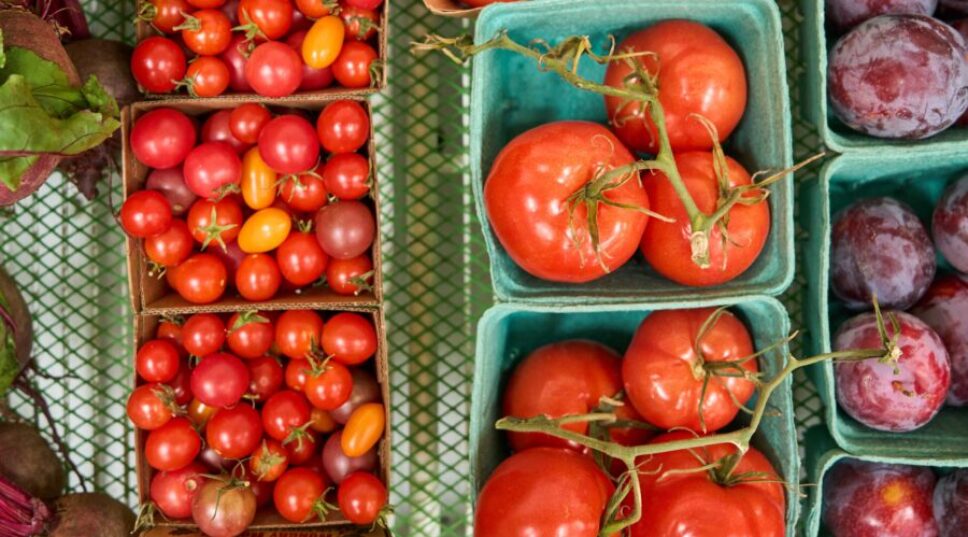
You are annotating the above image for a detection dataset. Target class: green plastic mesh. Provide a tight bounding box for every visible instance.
[0,0,824,535]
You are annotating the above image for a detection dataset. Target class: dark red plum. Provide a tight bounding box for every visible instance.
[828,14,968,139]
[823,460,938,537]
[912,275,968,405]
[827,0,938,31]
[933,176,968,272]
[934,469,968,537]
[833,311,950,432]
[831,197,936,310]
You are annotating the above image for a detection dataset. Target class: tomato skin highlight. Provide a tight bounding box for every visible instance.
[485,121,649,283]
[273,467,327,523]
[183,142,243,200]
[326,255,373,296]
[238,0,293,40]
[277,231,328,286]
[150,462,208,519]
[181,9,233,56]
[259,115,320,174]
[184,56,230,97]
[275,310,324,360]
[323,312,376,365]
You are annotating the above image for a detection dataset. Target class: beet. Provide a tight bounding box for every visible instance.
[65,39,137,109]
[0,423,64,500]
[48,493,135,537]
[0,264,32,390]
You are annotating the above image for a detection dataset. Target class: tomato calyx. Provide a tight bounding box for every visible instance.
[233,10,267,47]
[347,15,378,40]
[228,310,270,335]
[251,443,286,480]
[196,204,238,252]
[133,501,161,533]
[172,11,201,32]
[347,270,375,295]
[147,259,168,279]
[281,420,315,452]
[137,2,162,26]
[153,384,187,417]
[308,486,338,522]
[367,59,383,89]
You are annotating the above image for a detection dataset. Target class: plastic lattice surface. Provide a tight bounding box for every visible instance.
[0,0,823,536]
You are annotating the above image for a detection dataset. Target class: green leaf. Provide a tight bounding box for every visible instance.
[0,47,86,117]
[0,29,6,70]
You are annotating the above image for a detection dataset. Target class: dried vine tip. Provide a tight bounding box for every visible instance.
[410,34,475,63]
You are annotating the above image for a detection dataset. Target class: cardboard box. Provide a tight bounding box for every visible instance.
[122,97,383,315]
[134,306,391,533]
[134,1,389,96]
[423,0,482,17]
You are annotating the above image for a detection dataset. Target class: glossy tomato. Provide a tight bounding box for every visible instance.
[294,0,335,18]
[183,56,230,98]
[145,219,194,267]
[341,6,379,41]
[238,208,292,253]
[248,355,284,401]
[631,432,784,537]
[485,121,649,282]
[302,15,344,69]
[640,152,768,287]
[304,361,353,410]
[187,197,243,251]
[146,168,196,216]
[183,142,243,200]
[245,41,303,98]
[323,312,376,365]
[332,41,377,88]
[277,230,328,286]
[156,317,184,345]
[220,34,252,92]
[279,171,327,212]
[181,313,226,357]
[145,417,202,471]
[623,308,756,433]
[341,402,384,457]
[337,472,386,525]
[207,404,264,459]
[250,438,289,481]
[475,447,614,537]
[285,359,309,390]
[236,253,282,301]
[131,36,187,93]
[230,104,271,145]
[180,9,232,56]
[259,115,320,174]
[240,148,278,210]
[262,390,312,441]
[136,339,181,383]
[317,100,369,153]
[284,429,318,465]
[188,398,218,427]
[191,352,250,407]
[227,311,274,358]
[150,462,207,519]
[127,383,176,430]
[201,110,249,154]
[274,467,327,523]
[120,190,172,238]
[130,108,196,169]
[603,21,747,154]
[169,360,194,405]
[326,255,373,296]
[143,0,189,33]
[286,30,335,91]
[238,0,293,39]
[322,152,369,200]
[313,200,375,259]
[276,310,324,360]
[169,253,227,304]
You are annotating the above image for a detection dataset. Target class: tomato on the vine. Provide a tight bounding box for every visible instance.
[323,312,376,365]
[322,152,369,200]
[250,438,289,481]
[238,0,293,39]
[277,230,328,287]
[187,197,243,251]
[181,313,226,357]
[120,190,172,238]
[603,21,747,154]
[207,404,264,459]
[332,41,377,89]
[484,121,649,283]
[183,56,230,98]
[274,467,327,523]
[317,100,369,154]
[180,9,233,56]
[183,142,243,200]
[127,383,177,430]
[304,361,353,410]
[262,390,312,441]
[326,255,373,296]
[146,417,202,471]
[640,152,769,287]
[337,471,386,525]
[238,207,292,253]
[245,41,303,98]
[279,170,328,213]
[275,310,324,360]
[191,352,251,407]
[236,253,282,301]
[130,108,196,170]
[136,339,181,383]
[145,219,194,267]
[227,311,274,358]
[131,36,186,94]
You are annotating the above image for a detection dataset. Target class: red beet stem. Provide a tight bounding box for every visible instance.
[0,474,49,537]
[34,0,90,41]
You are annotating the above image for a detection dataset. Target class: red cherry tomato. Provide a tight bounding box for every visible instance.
[323,312,376,365]
[150,462,208,519]
[186,197,243,253]
[340,5,379,41]
[604,21,747,154]
[245,41,303,98]
[322,152,369,200]
[180,9,233,56]
[156,318,183,345]
[227,311,274,358]
[640,152,769,287]
[206,404,264,459]
[220,34,253,92]
[332,41,377,88]
[284,430,318,465]
[326,255,373,296]
[286,30,335,91]
[169,360,194,405]
[236,253,282,301]
[230,104,272,145]
[248,355,284,401]
[238,0,293,39]
[250,438,289,481]
[275,310,324,360]
[274,467,327,523]
[183,142,243,200]
[279,170,328,213]
[191,352,251,407]
[262,390,312,441]
[131,36,186,94]
[130,108,197,169]
[317,100,369,154]
[181,313,226,357]
[143,0,189,34]
[183,56,230,97]
[285,359,309,391]
[337,471,387,525]
[188,398,218,427]
[137,339,182,383]
[145,219,194,267]
[201,110,249,154]
[145,417,202,471]
[277,231,328,287]
[127,383,176,430]
[121,190,172,238]
[304,361,353,410]
[259,115,320,174]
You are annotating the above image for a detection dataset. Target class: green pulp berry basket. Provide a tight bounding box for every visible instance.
[469,296,799,535]
[802,425,968,537]
[799,0,968,154]
[802,153,968,457]
[469,0,794,305]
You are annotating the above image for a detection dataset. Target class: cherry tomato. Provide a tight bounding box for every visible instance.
[641,152,769,287]
[322,153,369,200]
[131,36,186,94]
[274,467,327,523]
[332,41,377,88]
[191,479,256,536]
[631,432,784,537]
[187,397,218,427]
[275,310,324,360]
[143,0,189,33]
[145,219,194,267]
[303,361,353,410]
[169,360,194,405]
[301,15,344,69]
[246,470,275,507]
[314,200,374,259]
[131,108,196,169]
[284,430,318,465]
[146,168,197,216]
[207,404,264,459]
[285,359,310,391]
[191,352,250,407]
[286,30,335,91]
[181,313,226,357]
[326,255,373,295]
[475,447,614,537]
[227,311,274,358]
[623,308,757,434]
[180,9,232,56]
[241,148,278,211]
[150,462,208,519]
[259,115,320,174]
[245,41,303,98]
[146,417,202,471]
[220,34,253,92]
[238,0,293,39]
[262,390,312,441]
[201,110,249,154]
[294,0,335,18]
[230,104,272,145]
[277,231,328,286]
[187,197,243,251]
[170,253,228,304]
[342,0,381,8]
[157,317,184,345]
[317,100,369,154]
[604,21,747,154]
[188,0,225,8]
[250,439,289,481]
[127,383,176,430]
[183,142,243,200]
[279,170,328,213]
[337,472,386,525]
[137,339,181,383]
[248,355,284,401]
[341,402,384,457]
[309,407,336,433]
[238,208,292,253]
[183,56,230,97]
[121,190,172,238]
[485,121,648,283]
[323,313,376,365]
[236,253,282,300]
[340,5,379,41]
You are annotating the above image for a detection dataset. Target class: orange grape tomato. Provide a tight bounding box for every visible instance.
[238,208,292,253]
[302,15,344,69]
[340,402,384,457]
[241,148,278,210]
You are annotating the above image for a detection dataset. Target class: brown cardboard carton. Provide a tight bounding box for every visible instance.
[122,97,383,315]
[133,1,389,96]
[133,305,391,533]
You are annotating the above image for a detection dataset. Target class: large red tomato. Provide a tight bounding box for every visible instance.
[604,21,747,154]
[503,340,650,452]
[640,152,769,286]
[484,121,649,283]
[475,447,614,537]
[631,432,784,537]
[622,308,756,433]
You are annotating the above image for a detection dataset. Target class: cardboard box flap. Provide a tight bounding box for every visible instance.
[423,0,481,16]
